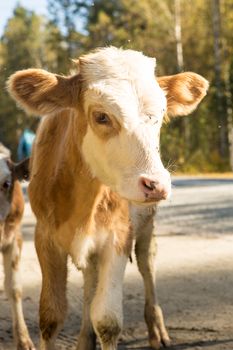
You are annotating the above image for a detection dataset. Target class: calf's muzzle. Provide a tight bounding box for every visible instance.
[139,175,170,201]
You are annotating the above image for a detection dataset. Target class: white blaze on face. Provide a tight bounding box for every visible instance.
[80,47,170,203]
[0,156,12,222]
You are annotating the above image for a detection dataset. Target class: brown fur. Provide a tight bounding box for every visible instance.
[88,107,122,141]
[95,190,132,255]
[0,157,35,350]
[157,72,209,117]
[8,66,133,350]
[6,181,24,229]
[7,49,208,350]
[28,108,131,256]
[7,69,81,116]
[1,181,24,250]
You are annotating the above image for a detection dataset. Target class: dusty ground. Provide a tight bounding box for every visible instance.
[1,177,233,350]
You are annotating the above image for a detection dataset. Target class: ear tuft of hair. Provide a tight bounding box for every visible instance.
[157,72,209,117]
[7,69,60,115]
[7,69,81,116]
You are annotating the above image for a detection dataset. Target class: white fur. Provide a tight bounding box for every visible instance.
[0,157,11,183]
[3,233,34,349]
[70,227,110,269]
[80,47,170,204]
[90,244,127,350]
[71,233,95,269]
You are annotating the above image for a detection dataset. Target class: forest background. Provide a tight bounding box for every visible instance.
[0,0,233,173]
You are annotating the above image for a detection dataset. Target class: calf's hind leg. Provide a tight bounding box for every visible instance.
[3,232,35,350]
[35,224,68,350]
[134,208,170,349]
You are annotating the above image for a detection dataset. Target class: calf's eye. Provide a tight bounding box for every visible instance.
[2,180,11,191]
[94,112,110,125]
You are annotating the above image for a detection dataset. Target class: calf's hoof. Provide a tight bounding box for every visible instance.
[17,337,36,350]
[145,304,171,349]
[76,331,96,350]
[149,331,171,349]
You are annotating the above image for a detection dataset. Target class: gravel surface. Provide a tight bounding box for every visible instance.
[1,177,233,350]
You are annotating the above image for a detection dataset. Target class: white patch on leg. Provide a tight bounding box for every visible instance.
[70,228,109,270]
[90,245,127,348]
[3,237,34,349]
[70,233,95,270]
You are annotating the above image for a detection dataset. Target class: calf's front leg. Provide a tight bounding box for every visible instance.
[90,242,128,350]
[134,207,170,349]
[3,232,35,350]
[35,224,68,350]
[76,254,98,350]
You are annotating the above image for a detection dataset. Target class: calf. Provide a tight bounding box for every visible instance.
[8,47,208,350]
[0,145,34,350]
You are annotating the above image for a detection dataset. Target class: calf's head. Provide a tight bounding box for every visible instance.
[0,154,29,228]
[7,47,208,205]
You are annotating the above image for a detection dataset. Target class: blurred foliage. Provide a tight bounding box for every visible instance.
[0,0,233,172]
[0,6,68,156]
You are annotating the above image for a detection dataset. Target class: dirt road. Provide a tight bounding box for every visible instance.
[1,177,233,349]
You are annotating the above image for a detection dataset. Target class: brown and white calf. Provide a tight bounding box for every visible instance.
[8,47,208,350]
[0,145,34,350]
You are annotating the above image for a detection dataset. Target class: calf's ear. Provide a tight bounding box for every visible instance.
[7,158,30,181]
[14,158,30,181]
[157,72,209,117]
[7,69,81,115]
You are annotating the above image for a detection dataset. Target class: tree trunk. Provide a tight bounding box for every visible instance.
[211,0,228,159]
[227,57,233,170]
[174,0,184,72]
[174,0,190,159]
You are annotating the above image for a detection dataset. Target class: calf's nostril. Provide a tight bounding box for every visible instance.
[143,179,156,191]
[139,176,170,201]
[149,181,156,190]
[141,178,157,192]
